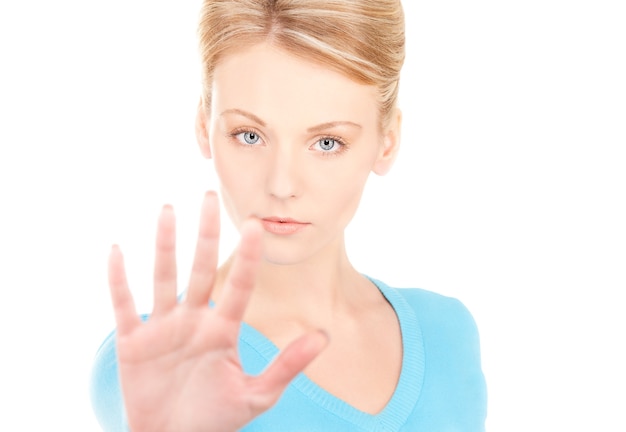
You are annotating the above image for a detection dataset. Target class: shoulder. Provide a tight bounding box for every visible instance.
[396,285,482,358]
[90,329,126,431]
[371,277,479,337]
[90,315,149,432]
[397,287,479,333]
[371,279,488,428]
[370,278,485,380]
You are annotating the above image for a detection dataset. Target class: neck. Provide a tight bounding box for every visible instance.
[215,236,375,325]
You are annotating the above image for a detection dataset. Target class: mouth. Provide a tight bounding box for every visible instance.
[260,217,310,235]
[262,216,306,224]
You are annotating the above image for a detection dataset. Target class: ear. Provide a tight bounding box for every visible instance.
[372,108,402,176]
[195,97,212,159]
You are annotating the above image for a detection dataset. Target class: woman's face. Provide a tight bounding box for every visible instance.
[199,42,399,265]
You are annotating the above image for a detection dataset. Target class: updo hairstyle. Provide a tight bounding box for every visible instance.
[198,0,405,130]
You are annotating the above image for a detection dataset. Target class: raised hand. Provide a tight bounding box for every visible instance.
[108,192,328,432]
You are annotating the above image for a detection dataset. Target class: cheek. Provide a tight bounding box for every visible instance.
[313,159,373,223]
[213,149,264,223]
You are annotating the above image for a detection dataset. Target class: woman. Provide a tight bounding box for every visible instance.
[91,0,487,430]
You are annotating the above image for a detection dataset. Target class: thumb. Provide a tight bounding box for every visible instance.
[246,330,329,413]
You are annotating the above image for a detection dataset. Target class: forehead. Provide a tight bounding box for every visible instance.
[210,42,379,128]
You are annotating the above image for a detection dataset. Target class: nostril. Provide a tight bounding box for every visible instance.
[265,148,302,200]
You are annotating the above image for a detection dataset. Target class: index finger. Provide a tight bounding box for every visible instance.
[215,219,262,321]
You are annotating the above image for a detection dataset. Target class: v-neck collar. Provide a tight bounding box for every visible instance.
[238,277,425,431]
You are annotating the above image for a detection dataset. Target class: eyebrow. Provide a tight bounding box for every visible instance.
[307,121,362,133]
[220,109,266,126]
[220,108,362,133]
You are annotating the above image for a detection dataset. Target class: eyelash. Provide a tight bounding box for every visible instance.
[314,135,348,157]
[228,128,263,147]
[228,128,349,157]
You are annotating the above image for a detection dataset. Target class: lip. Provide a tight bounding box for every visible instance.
[260,217,310,235]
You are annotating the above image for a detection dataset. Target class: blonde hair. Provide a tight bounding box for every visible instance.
[198,0,405,129]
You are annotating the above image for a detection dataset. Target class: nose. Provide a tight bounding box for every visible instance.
[265,145,300,200]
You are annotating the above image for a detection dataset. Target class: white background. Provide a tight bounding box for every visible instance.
[1,0,625,430]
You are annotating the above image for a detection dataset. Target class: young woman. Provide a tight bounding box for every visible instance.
[91,1,487,430]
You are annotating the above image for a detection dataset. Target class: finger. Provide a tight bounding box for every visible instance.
[152,205,178,316]
[108,245,141,336]
[215,218,262,321]
[248,331,329,411]
[185,191,220,307]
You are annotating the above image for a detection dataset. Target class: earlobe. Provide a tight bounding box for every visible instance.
[372,108,402,176]
[195,98,212,159]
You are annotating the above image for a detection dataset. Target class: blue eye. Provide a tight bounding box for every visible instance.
[237,131,260,145]
[318,138,336,151]
[312,137,348,156]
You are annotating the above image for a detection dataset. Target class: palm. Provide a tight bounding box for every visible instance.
[116,307,251,431]
[108,193,327,432]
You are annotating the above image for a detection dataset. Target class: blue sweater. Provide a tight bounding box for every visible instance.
[90,278,487,431]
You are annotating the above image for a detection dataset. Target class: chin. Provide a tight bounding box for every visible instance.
[261,248,307,266]
[260,237,316,266]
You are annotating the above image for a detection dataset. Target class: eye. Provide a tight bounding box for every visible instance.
[233,130,261,145]
[313,137,347,154]
[318,138,337,151]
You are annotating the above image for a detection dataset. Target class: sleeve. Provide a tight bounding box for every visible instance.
[89,330,129,432]
[431,295,488,430]
[401,288,488,431]
[446,297,488,421]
